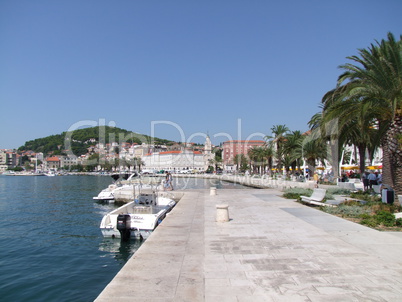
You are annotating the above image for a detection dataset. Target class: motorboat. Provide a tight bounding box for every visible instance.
[93,172,137,202]
[93,185,117,201]
[93,172,162,203]
[44,170,57,177]
[99,192,176,240]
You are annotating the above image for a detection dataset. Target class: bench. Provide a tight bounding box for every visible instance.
[338,182,356,191]
[300,188,335,207]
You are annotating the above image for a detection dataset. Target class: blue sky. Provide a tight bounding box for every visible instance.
[1,0,401,149]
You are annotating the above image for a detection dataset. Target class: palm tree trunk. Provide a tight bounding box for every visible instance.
[382,114,402,195]
[327,139,340,180]
[357,145,366,177]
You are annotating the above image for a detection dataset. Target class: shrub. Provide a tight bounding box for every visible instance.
[360,214,378,227]
[282,188,312,199]
[375,210,395,227]
[395,218,402,226]
[322,204,370,217]
[368,202,399,214]
[350,191,381,202]
[342,200,361,206]
[327,188,352,195]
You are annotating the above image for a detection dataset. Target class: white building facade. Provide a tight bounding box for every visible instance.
[142,150,204,172]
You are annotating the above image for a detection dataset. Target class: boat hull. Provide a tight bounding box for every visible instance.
[93,189,115,202]
[99,199,175,240]
[100,227,154,239]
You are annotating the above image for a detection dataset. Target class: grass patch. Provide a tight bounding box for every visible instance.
[282,188,312,200]
[322,201,402,231]
[283,187,402,231]
[322,204,371,218]
[350,191,382,202]
[282,187,347,201]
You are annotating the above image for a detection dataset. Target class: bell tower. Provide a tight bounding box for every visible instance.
[203,134,215,170]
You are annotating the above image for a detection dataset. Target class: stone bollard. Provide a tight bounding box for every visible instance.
[210,187,217,196]
[216,204,229,222]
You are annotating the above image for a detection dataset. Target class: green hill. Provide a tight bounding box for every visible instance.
[18,126,173,156]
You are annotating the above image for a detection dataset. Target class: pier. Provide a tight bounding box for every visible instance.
[95,187,402,301]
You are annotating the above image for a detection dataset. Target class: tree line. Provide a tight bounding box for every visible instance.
[245,33,401,194]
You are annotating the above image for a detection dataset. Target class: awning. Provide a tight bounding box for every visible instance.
[367,165,382,170]
[341,165,359,170]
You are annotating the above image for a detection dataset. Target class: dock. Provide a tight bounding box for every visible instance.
[95,188,402,301]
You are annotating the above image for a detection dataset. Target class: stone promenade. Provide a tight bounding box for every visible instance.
[95,188,402,302]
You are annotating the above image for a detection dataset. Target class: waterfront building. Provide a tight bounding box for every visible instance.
[5,151,17,168]
[60,155,78,170]
[0,150,8,172]
[36,152,44,161]
[142,150,204,172]
[141,136,214,172]
[222,140,265,171]
[46,156,61,170]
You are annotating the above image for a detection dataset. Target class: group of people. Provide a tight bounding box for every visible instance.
[362,171,382,191]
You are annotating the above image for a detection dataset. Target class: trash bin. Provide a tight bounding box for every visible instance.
[382,189,395,204]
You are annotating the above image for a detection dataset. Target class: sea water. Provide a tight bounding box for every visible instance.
[0,175,247,301]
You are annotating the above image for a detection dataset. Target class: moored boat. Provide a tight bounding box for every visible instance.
[93,172,162,203]
[99,192,176,240]
[5,171,45,176]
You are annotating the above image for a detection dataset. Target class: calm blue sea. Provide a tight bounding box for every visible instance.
[0,175,246,302]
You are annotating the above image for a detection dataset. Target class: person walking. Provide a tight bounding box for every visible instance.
[362,172,369,191]
[367,171,377,189]
[164,172,174,191]
[377,172,382,185]
[313,172,319,188]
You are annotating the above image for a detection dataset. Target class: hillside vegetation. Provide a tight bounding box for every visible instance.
[18,126,172,156]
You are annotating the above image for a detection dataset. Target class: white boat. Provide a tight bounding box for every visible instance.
[93,184,126,202]
[44,170,56,177]
[93,173,137,202]
[93,172,162,202]
[5,171,45,176]
[100,192,176,240]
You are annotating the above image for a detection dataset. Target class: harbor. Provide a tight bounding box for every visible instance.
[95,187,402,301]
[0,174,248,302]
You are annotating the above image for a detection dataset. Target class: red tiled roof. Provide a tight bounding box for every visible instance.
[160,151,182,155]
[223,140,265,143]
[143,150,203,156]
[46,156,60,162]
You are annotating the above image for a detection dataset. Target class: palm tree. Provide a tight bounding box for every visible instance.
[240,155,250,172]
[321,95,379,176]
[233,154,242,171]
[265,125,289,171]
[130,157,144,172]
[283,130,304,173]
[333,32,402,193]
[308,112,343,180]
[263,145,274,176]
[208,157,222,172]
[248,146,270,174]
[302,135,328,177]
